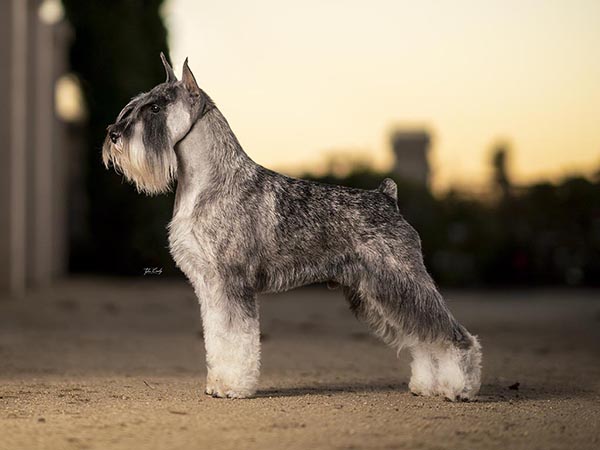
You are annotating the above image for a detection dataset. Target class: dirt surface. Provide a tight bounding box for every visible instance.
[1,278,599,450]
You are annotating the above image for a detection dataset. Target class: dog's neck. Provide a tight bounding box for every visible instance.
[173,107,255,216]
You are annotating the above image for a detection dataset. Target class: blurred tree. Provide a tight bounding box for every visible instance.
[62,0,177,275]
[491,143,512,200]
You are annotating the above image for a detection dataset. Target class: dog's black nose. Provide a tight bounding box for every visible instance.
[109,131,120,144]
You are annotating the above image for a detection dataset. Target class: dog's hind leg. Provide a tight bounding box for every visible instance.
[426,331,482,401]
[399,273,482,401]
[408,321,482,401]
[394,275,482,401]
[195,278,260,399]
[343,285,407,351]
[344,265,482,401]
[408,342,438,397]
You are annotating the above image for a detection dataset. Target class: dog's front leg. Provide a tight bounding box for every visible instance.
[199,286,260,399]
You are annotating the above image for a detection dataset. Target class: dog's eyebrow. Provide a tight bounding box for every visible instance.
[117,101,138,123]
[140,93,170,109]
[116,105,134,123]
[116,92,149,122]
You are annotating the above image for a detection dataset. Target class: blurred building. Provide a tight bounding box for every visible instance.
[391,130,431,188]
[0,0,70,295]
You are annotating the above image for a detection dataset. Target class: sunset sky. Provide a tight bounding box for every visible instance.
[163,0,600,191]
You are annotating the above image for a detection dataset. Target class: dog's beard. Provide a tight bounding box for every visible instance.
[102,122,177,195]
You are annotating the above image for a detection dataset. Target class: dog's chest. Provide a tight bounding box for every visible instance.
[167,214,216,279]
[168,196,245,275]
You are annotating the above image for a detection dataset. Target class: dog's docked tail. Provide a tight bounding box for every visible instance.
[378,178,398,201]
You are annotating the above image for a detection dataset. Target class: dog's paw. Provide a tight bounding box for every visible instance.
[442,392,475,402]
[437,382,478,402]
[205,381,254,399]
[205,384,216,396]
[408,380,437,397]
[409,370,437,397]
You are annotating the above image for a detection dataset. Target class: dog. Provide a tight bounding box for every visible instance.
[103,54,482,401]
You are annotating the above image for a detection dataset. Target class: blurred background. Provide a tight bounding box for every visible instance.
[1,0,599,295]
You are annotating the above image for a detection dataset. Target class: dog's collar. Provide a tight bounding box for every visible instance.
[201,102,215,117]
[199,98,216,120]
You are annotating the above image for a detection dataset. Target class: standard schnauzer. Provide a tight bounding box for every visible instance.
[103,54,482,401]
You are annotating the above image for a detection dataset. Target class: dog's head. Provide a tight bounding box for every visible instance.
[103,54,211,194]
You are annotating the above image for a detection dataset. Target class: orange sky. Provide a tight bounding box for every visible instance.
[163,0,600,191]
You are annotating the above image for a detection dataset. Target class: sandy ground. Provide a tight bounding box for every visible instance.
[0,278,599,450]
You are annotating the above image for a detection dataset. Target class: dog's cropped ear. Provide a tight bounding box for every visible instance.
[182,57,201,98]
[160,52,177,83]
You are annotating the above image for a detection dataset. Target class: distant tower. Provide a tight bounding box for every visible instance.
[391,130,431,188]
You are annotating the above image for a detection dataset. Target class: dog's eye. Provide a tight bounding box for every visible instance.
[150,104,160,113]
